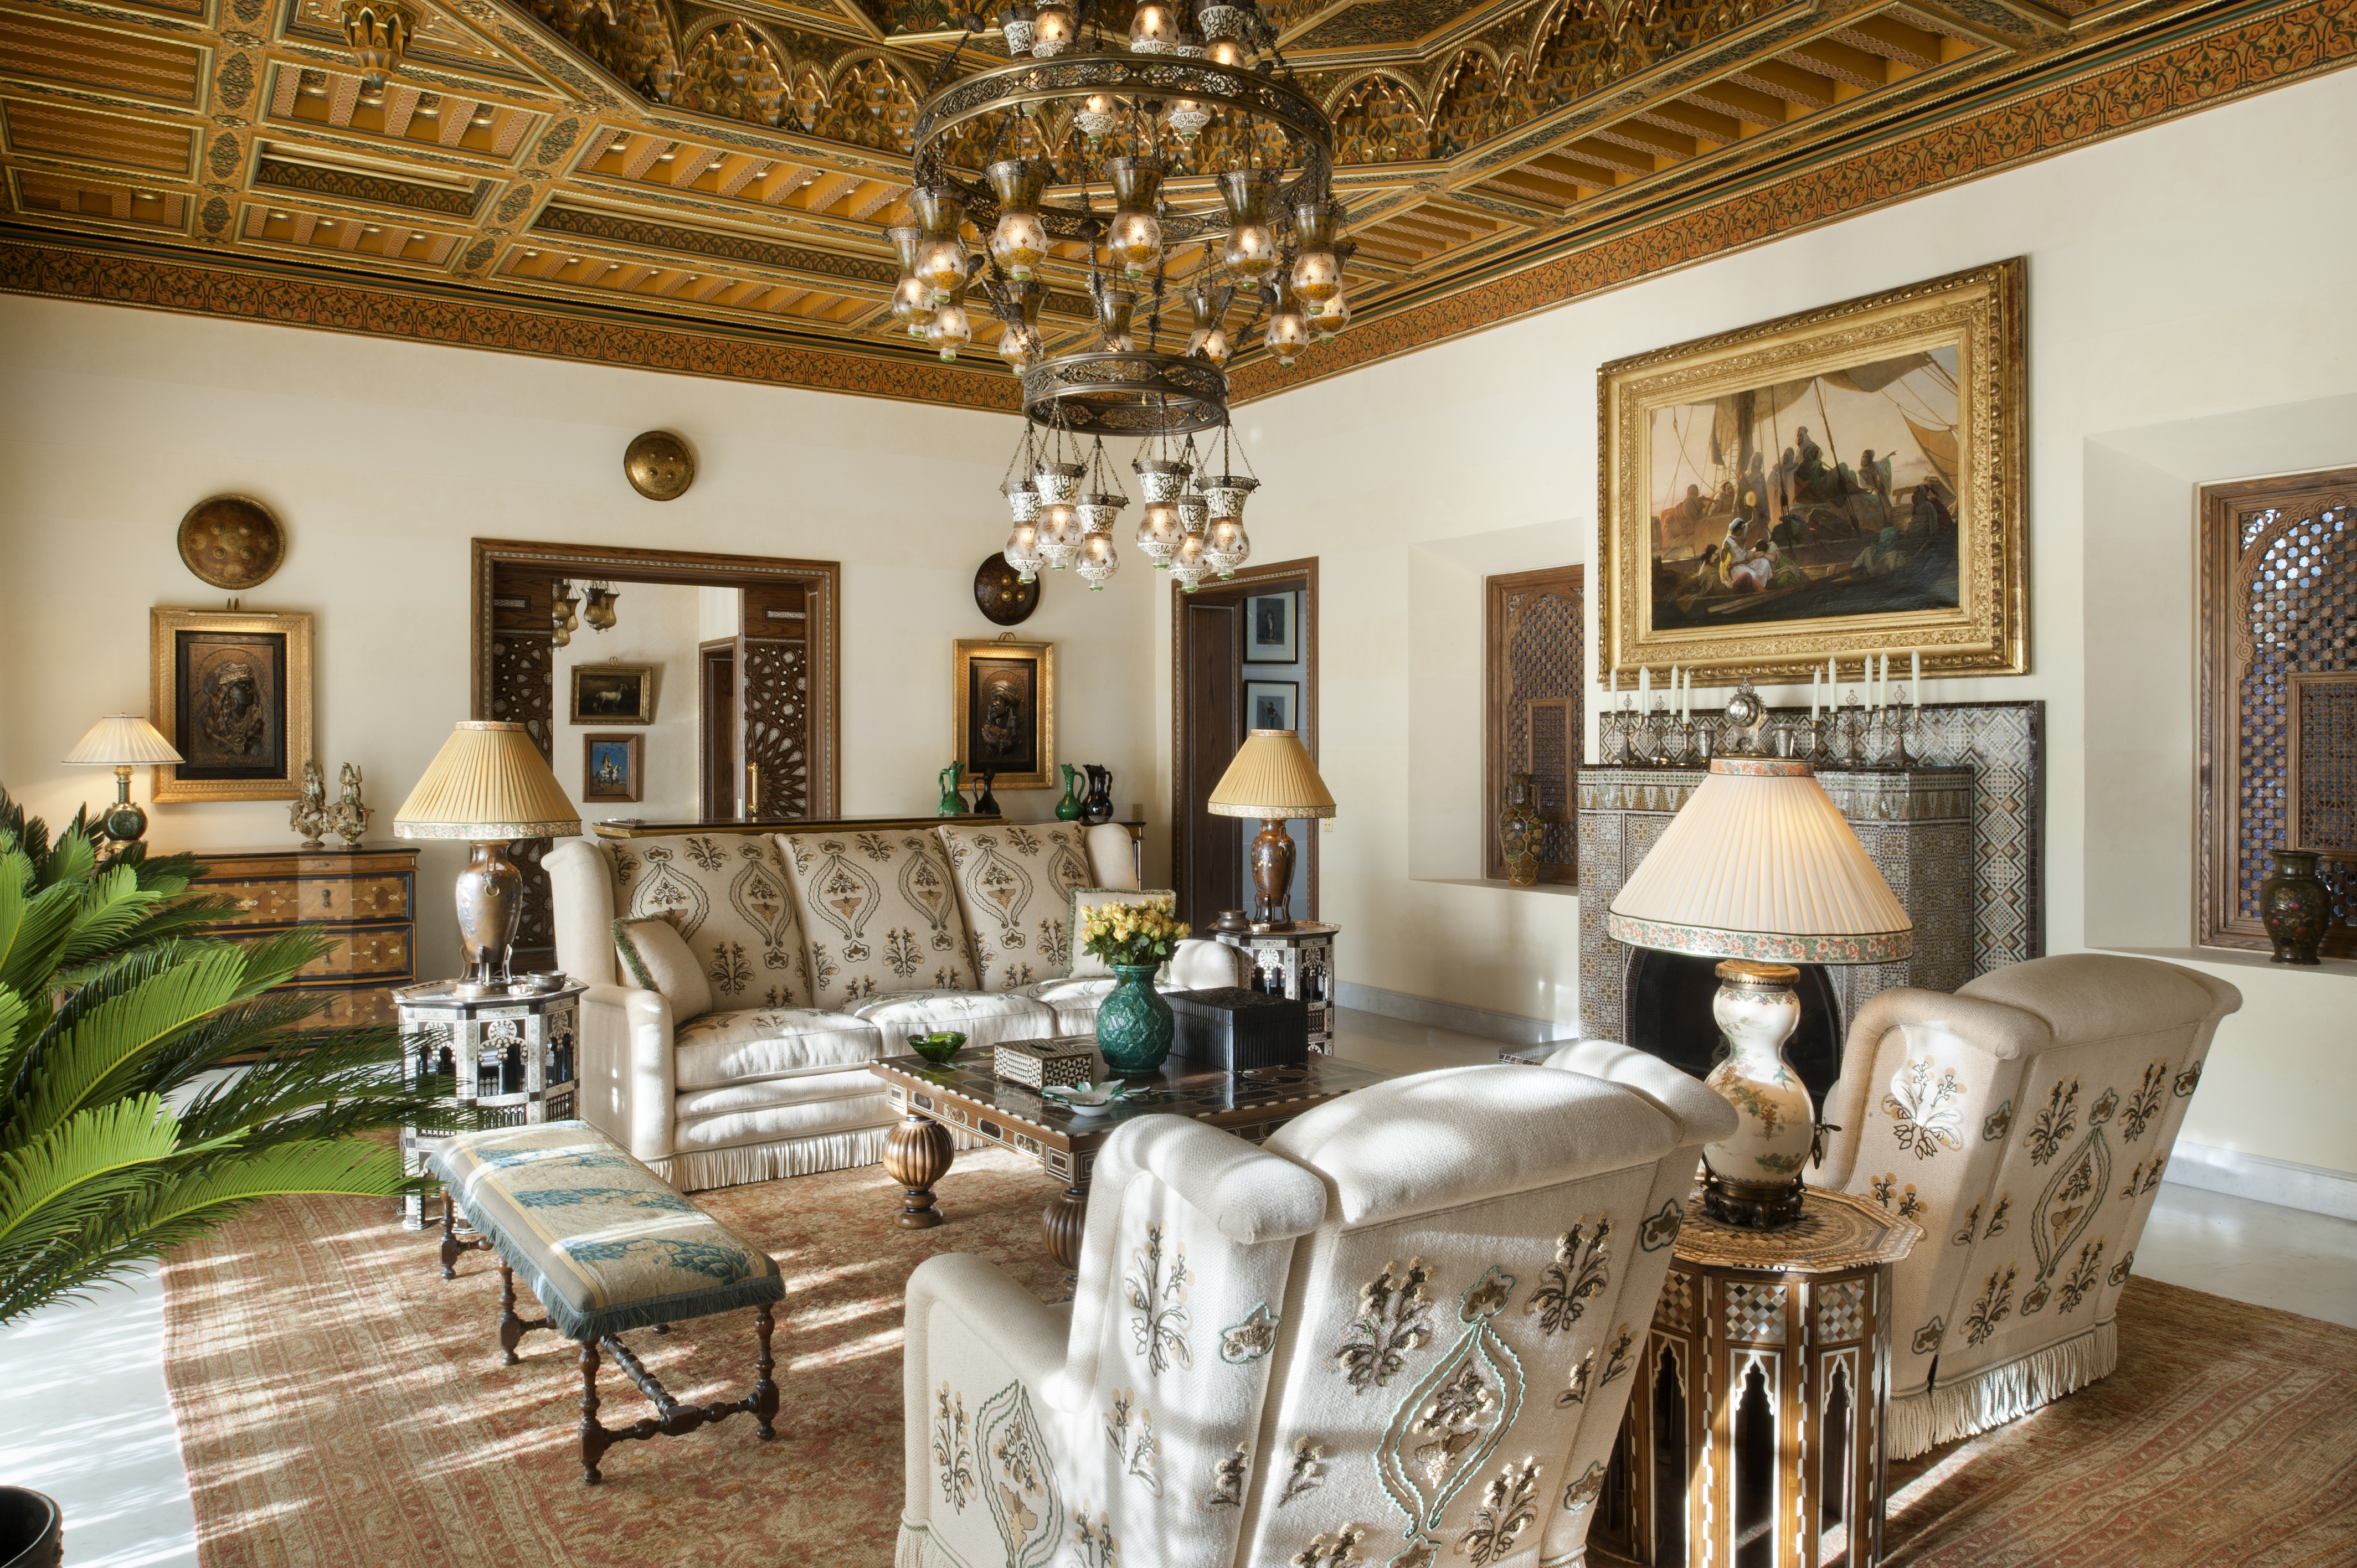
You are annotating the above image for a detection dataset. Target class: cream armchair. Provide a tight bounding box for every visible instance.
[898,1062,1735,1568]
[1808,953,2241,1457]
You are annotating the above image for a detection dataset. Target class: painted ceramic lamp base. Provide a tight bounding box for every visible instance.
[1701,960,1814,1230]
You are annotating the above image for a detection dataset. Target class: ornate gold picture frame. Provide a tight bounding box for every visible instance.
[953,638,1054,791]
[1599,259,2027,682]
[148,607,313,803]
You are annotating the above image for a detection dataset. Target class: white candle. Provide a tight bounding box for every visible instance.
[1669,666,1679,718]
[1810,669,1820,720]
[1879,652,1890,710]
[1828,654,1837,693]
[1911,649,1922,707]
[1640,666,1650,700]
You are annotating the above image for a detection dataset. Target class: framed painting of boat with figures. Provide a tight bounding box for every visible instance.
[1598,260,2027,681]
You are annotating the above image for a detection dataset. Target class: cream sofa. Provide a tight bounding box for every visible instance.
[545,819,1245,1191]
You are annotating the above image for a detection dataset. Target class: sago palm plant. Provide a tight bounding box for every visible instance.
[0,788,455,1325]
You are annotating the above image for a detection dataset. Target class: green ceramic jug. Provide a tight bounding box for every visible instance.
[1055,763,1084,821]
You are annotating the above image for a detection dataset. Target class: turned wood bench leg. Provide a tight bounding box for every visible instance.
[579,1338,609,1486]
[574,1303,779,1484]
[497,1262,554,1365]
[438,1189,492,1280]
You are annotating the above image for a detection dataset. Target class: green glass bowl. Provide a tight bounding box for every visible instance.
[910,1030,966,1065]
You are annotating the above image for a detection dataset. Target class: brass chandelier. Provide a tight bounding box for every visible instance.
[896,0,1346,591]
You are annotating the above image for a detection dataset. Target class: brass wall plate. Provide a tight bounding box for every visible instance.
[624,431,695,501]
[177,496,285,590]
[974,551,1039,626]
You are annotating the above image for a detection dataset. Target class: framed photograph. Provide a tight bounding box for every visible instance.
[953,638,1053,790]
[582,733,644,804]
[1245,680,1299,734]
[1245,591,1298,664]
[148,608,313,802]
[570,663,654,724]
[1598,259,2027,680]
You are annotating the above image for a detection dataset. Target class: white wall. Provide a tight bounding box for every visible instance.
[0,301,1153,979]
[1170,69,2357,1175]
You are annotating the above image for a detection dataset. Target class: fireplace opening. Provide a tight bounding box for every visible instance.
[1623,949,1845,1115]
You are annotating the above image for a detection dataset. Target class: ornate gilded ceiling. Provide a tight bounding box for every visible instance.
[1,0,2350,406]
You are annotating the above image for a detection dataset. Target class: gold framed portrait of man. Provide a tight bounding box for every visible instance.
[952,638,1053,791]
[148,607,315,802]
[1598,259,2027,682]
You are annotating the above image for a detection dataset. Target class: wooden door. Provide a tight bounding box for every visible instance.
[1182,599,1243,925]
[699,640,737,821]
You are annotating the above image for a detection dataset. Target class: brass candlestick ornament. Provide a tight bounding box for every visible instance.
[1206,729,1335,931]
[1608,756,1913,1229]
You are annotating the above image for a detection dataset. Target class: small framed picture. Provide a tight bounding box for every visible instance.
[582,733,643,803]
[1244,680,1299,734]
[571,663,653,724]
[1245,592,1297,664]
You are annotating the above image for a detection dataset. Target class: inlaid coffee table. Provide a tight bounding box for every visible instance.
[869,1047,1385,1271]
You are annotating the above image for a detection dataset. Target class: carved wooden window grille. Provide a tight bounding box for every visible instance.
[1485,565,1584,884]
[2198,468,2357,957]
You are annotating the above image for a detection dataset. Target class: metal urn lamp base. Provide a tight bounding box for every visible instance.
[1607,756,1915,1232]
[1208,729,1336,936]
[1248,817,1296,929]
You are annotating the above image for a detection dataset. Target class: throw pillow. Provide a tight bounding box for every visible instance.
[611,915,714,1022]
[610,833,809,1009]
[773,829,978,1011]
[1068,888,1182,980]
[936,821,1098,993]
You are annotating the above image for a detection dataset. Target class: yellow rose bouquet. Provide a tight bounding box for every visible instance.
[1079,897,1186,969]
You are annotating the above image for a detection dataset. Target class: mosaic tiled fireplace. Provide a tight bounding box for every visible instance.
[1579,702,2042,1107]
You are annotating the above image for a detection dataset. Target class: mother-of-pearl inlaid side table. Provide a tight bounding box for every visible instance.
[1599,1186,1922,1568]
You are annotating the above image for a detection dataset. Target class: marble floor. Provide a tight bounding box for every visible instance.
[4,1008,2352,1567]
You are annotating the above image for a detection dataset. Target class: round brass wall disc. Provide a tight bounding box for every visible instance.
[974,552,1039,626]
[624,431,696,501]
[177,496,285,590]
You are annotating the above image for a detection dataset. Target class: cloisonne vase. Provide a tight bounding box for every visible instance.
[2258,849,2330,965]
[1700,960,1815,1229]
[1094,963,1173,1074]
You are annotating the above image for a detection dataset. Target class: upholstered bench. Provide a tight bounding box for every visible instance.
[428,1120,785,1483]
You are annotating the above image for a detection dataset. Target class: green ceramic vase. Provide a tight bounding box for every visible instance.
[1056,763,1084,822]
[1094,963,1173,1074]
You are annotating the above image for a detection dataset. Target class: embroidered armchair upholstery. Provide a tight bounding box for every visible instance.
[898,1063,1734,1568]
[1808,953,2241,1457]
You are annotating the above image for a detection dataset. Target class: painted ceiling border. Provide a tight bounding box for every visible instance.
[0,0,2346,410]
[1227,0,2357,398]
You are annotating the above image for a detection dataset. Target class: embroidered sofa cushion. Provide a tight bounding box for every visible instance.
[772,829,977,1010]
[1066,888,1181,979]
[612,915,714,1023]
[671,1007,885,1091]
[935,822,1098,992]
[428,1120,783,1342]
[611,833,810,1010]
[672,1072,895,1153]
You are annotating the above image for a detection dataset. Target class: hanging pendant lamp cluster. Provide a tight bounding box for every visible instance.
[892,0,1350,593]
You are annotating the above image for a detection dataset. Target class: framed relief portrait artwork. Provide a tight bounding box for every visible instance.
[1598,259,2027,680]
[148,608,313,802]
[953,638,1053,790]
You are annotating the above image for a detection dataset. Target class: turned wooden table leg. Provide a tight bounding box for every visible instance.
[497,1263,527,1364]
[578,1338,610,1486]
[439,1190,463,1280]
[883,1113,955,1229]
[750,1303,779,1441]
[1042,1182,1089,1285]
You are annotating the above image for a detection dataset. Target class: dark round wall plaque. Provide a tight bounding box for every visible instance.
[624,430,696,500]
[974,551,1039,626]
[177,495,285,590]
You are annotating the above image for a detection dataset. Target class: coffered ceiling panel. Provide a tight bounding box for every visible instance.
[0,0,2348,408]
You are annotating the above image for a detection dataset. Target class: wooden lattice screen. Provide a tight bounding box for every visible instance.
[2197,467,2357,958]
[1484,565,1584,884]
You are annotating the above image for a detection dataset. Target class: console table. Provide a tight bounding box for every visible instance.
[181,844,418,1037]
[869,1047,1383,1271]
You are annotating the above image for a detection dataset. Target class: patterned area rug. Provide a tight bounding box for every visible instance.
[161,1147,1067,1566]
[164,1161,2357,1568]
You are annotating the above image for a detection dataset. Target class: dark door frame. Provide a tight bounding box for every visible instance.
[698,638,738,821]
[1171,556,1319,925]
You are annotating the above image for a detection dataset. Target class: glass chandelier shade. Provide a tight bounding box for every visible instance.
[1004,517,1044,581]
[1128,0,1180,51]
[1004,477,1043,524]
[985,159,1051,280]
[1095,287,1137,353]
[1168,525,1212,591]
[1105,158,1165,279]
[1202,473,1259,519]
[1075,489,1127,535]
[1197,2,1247,39]
[1217,171,1280,287]
[927,297,971,360]
[1176,486,1210,535]
[1314,289,1351,341]
[1133,457,1190,502]
[1164,94,1211,138]
[888,225,931,338]
[1077,529,1120,589]
[1037,501,1083,569]
[997,2,1033,53]
[910,188,969,303]
[1203,34,1247,65]
[1289,198,1346,304]
[1135,499,1182,565]
[1028,0,1073,53]
[1264,277,1310,367]
[1034,460,1085,502]
[1185,283,1234,366]
[1204,514,1250,577]
[1077,91,1120,141]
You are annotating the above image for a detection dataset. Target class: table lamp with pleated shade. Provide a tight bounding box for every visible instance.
[1609,756,1912,1230]
[64,715,184,857]
[1207,728,1335,931]
[394,720,580,994]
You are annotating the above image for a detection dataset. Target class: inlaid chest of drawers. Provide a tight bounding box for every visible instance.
[183,845,419,1031]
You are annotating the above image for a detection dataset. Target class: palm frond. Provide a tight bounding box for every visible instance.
[3,947,253,1148]
[133,988,338,1099]
[0,1094,188,1259]
[0,876,91,999]
[38,829,96,896]
[174,1025,450,1147]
